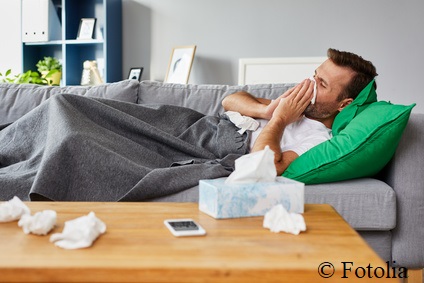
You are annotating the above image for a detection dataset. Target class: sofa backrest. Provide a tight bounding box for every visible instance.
[137,80,295,116]
[0,80,139,125]
[0,80,294,125]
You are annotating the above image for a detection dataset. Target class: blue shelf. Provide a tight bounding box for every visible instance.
[24,41,63,46]
[22,0,122,86]
[24,39,105,46]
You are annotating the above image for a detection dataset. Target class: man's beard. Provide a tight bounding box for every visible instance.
[303,103,333,120]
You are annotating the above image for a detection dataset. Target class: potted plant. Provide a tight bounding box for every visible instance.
[36,56,62,86]
[0,69,47,85]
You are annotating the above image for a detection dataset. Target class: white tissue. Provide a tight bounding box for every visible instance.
[225,145,276,184]
[310,77,317,105]
[0,196,31,222]
[263,204,306,235]
[50,212,106,249]
[225,111,260,134]
[18,210,57,235]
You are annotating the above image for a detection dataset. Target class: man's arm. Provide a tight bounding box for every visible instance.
[222,91,282,120]
[251,80,314,175]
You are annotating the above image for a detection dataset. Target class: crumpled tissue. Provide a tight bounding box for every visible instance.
[225,145,276,184]
[225,111,260,134]
[18,210,57,235]
[263,204,306,235]
[0,196,31,222]
[50,212,106,249]
[310,77,317,105]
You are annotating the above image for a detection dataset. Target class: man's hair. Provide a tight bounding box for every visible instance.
[327,48,378,100]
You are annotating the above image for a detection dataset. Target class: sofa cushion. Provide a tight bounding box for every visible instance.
[332,80,377,135]
[228,83,296,100]
[152,177,396,231]
[0,83,55,125]
[137,81,228,116]
[63,80,139,103]
[305,178,396,230]
[137,81,295,117]
[283,101,415,184]
[0,80,139,125]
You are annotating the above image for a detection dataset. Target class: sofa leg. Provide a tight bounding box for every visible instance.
[406,269,423,283]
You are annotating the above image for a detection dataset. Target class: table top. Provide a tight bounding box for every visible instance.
[0,202,399,283]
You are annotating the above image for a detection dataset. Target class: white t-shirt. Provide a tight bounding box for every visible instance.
[249,116,332,156]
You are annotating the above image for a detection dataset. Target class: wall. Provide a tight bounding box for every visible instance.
[122,0,424,113]
[1,1,422,112]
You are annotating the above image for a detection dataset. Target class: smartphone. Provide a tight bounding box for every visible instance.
[164,219,206,237]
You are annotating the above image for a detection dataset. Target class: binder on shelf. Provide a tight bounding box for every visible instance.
[22,0,61,43]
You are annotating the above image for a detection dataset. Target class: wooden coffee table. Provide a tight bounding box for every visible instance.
[0,202,400,282]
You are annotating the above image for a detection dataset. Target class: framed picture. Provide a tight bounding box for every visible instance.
[77,18,96,40]
[165,45,196,84]
[128,67,143,81]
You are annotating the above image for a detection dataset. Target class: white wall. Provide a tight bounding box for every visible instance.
[1,1,423,112]
[122,0,424,113]
[0,0,22,73]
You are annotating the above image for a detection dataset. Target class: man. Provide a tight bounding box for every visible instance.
[222,48,378,175]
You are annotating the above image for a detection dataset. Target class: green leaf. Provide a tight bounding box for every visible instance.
[36,56,62,73]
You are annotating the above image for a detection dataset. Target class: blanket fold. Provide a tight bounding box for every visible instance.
[0,94,248,201]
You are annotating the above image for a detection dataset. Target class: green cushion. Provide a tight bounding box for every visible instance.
[332,80,377,136]
[282,101,415,184]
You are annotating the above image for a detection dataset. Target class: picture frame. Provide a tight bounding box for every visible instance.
[128,67,143,81]
[77,18,96,40]
[165,45,196,84]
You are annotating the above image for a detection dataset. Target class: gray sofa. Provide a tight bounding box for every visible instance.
[0,80,423,270]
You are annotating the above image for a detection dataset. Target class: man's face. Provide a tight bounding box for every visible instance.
[304,59,355,120]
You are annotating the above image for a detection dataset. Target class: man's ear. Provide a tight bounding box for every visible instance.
[338,98,353,112]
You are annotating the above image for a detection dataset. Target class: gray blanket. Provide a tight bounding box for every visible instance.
[0,94,249,201]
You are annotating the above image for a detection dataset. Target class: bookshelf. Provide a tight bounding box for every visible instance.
[21,0,122,86]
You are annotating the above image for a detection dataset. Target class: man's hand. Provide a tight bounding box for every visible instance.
[263,80,313,120]
[272,80,314,125]
[251,79,314,175]
[262,98,281,120]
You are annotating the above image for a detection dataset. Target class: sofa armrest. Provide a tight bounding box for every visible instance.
[381,113,424,268]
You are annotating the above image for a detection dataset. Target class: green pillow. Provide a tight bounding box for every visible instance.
[283,101,415,184]
[332,80,377,136]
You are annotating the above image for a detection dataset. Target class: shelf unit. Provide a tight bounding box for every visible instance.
[22,0,122,86]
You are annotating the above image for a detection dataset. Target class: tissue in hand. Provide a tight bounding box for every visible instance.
[225,145,276,184]
[50,212,106,249]
[0,196,30,222]
[310,77,317,105]
[199,147,304,219]
[18,210,57,235]
[263,204,306,235]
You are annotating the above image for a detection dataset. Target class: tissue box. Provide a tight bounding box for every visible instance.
[199,177,304,219]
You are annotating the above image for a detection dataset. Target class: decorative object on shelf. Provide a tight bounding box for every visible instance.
[165,45,196,84]
[36,56,62,86]
[80,60,104,86]
[77,18,97,40]
[128,67,143,81]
